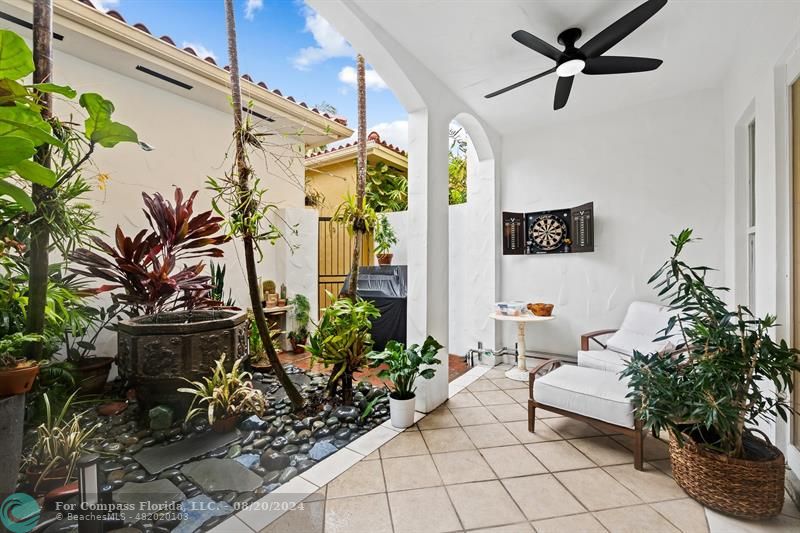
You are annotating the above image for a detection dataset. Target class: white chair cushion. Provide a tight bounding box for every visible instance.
[577,349,629,374]
[534,365,634,428]
[606,301,674,356]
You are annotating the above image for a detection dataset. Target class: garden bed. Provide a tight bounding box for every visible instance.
[25,367,390,532]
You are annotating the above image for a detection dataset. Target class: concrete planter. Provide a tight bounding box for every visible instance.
[389,394,416,428]
[117,309,248,414]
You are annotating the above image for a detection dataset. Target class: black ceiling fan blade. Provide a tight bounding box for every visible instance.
[580,0,668,58]
[512,30,562,62]
[485,67,556,98]
[554,76,574,110]
[583,56,662,74]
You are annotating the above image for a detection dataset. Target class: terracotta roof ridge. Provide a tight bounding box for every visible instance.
[305,133,407,160]
[75,0,348,127]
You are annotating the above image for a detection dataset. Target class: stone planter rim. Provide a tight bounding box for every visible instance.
[117,309,247,335]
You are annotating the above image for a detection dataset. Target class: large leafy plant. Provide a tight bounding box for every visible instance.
[622,229,800,458]
[368,336,442,400]
[288,293,310,343]
[366,162,408,212]
[179,354,267,425]
[307,293,380,404]
[71,188,228,316]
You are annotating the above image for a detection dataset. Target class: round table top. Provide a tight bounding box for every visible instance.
[488,312,555,323]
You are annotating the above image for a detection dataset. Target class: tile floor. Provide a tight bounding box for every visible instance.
[219,363,800,533]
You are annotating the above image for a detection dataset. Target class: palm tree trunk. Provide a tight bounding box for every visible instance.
[223,0,303,410]
[26,0,53,358]
[345,54,368,300]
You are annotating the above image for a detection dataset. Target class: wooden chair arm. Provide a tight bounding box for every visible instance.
[528,359,562,399]
[580,329,618,351]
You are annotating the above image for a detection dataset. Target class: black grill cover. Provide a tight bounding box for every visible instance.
[342,265,407,351]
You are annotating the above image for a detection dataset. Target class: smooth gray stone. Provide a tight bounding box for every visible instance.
[112,478,185,523]
[308,440,338,461]
[277,466,298,483]
[181,458,262,493]
[260,451,290,471]
[135,430,239,474]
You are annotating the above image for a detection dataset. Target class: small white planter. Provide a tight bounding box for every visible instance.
[389,394,416,429]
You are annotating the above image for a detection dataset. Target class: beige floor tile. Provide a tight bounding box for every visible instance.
[387,486,462,533]
[782,495,800,519]
[535,408,563,419]
[604,464,685,503]
[594,504,679,533]
[432,450,497,484]
[480,444,546,478]
[422,427,476,453]
[324,493,393,533]
[474,390,516,406]
[379,431,429,458]
[651,498,709,533]
[543,417,603,439]
[418,406,460,430]
[650,459,673,477]
[326,459,386,499]
[363,450,380,461]
[447,390,483,408]
[570,436,635,466]
[502,473,585,520]
[464,423,519,448]
[469,523,533,533]
[451,405,498,426]
[382,454,442,491]
[504,388,531,403]
[525,441,595,471]
[484,367,512,379]
[468,379,501,392]
[505,420,562,444]
[531,513,608,533]
[489,403,529,422]
[555,468,641,511]
[612,434,671,460]
[446,480,526,529]
[705,506,800,532]
[491,377,529,389]
[261,499,324,533]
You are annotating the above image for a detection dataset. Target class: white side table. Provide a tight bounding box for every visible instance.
[489,312,555,381]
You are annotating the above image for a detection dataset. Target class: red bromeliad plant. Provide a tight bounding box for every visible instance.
[71,188,228,316]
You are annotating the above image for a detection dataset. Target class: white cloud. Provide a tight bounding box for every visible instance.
[245,0,263,20]
[335,120,408,152]
[182,41,216,61]
[292,7,353,70]
[337,66,388,91]
[92,0,119,12]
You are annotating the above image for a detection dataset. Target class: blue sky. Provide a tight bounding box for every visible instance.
[94,0,409,148]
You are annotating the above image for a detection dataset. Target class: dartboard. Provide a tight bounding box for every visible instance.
[529,214,568,251]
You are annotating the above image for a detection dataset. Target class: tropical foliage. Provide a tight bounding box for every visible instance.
[368,336,442,400]
[448,127,467,205]
[621,229,800,458]
[366,162,408,212]
[71,188,228,316]
[307,293,380,404]
[288,293,310,343]
[179,354,267,425]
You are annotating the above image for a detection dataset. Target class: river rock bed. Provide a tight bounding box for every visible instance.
[32,367,390,533]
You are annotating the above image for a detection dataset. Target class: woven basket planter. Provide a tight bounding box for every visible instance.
[669,431,785,520]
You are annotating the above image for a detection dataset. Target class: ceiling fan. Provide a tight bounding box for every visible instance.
[485,0,667,110]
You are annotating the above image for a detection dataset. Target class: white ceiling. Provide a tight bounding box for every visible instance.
[354,0,780,133]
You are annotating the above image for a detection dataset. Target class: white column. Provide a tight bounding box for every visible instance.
[406,108,450,413]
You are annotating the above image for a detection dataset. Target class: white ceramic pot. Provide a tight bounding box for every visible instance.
[389,394,416,429]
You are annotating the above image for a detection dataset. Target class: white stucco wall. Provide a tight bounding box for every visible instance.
[499,88,726,357]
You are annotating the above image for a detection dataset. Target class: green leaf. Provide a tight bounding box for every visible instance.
[79,92,139,147]
[28,82,77,98]
[0,178,34,212]
[0,135,35,167]
[0,30,34,80]
[13,159,56,187]
[0,105,59,146]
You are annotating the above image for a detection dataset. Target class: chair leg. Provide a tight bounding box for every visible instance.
[633,420,644,471]
[528,400,536,433]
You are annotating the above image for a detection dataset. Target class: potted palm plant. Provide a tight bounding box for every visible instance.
[622,229,800,520]
[288,294,310,353]
[179,354,267,433]
[374,214,398,266]
[368,336,442,428]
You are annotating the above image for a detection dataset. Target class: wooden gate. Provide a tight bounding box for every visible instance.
[318,216,373,314]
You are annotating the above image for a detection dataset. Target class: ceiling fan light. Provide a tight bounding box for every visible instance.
[556,59,585,77]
